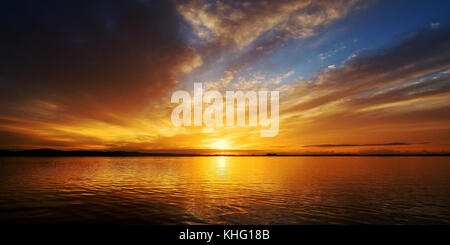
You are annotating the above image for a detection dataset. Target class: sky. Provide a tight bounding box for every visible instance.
[0,0,449,154]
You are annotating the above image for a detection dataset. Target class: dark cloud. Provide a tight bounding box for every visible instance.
[345,75,450,110]
[0,0,198,124]
[303,142,410,148]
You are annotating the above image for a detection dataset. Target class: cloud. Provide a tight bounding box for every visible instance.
[431,22,440,29]
[320,45,346,60]
[177,0,363,76]
[344,74,450,111]
[303,142,410,147]
[0,1,448,153]
[0,0,201,125]
[275,27,450,153]
[283,27,450,114]
[178,0,360,49]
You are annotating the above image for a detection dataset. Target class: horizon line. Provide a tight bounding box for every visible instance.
[0,149,449,157]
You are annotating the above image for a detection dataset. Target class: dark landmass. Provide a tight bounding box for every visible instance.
[0,149,449,157]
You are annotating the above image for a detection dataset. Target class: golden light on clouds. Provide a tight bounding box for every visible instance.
[0,0,448,155]
[208,139,231,150]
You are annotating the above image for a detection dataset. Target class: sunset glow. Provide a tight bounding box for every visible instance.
[1,0,450,232]
[0,0,449,155]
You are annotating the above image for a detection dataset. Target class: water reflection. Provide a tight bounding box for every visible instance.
[0,156,449,224]
[214,156,228,177]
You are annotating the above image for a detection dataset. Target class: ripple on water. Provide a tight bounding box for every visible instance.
[0,156,449,224]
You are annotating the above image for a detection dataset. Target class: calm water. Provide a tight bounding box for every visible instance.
[0,156,449,224]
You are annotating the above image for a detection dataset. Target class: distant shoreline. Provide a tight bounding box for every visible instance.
[0,149,448,157]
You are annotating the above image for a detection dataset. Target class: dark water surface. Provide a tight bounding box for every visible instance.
[0,156,449,224]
